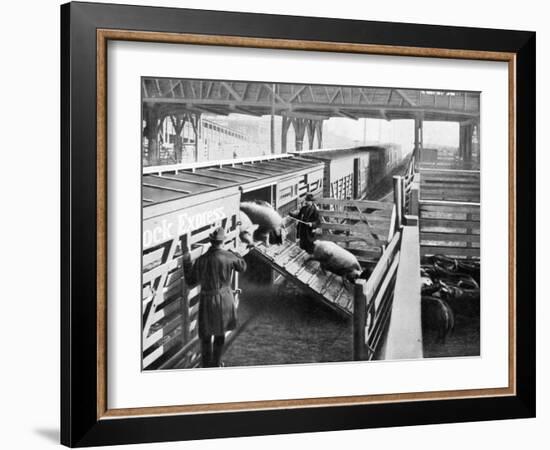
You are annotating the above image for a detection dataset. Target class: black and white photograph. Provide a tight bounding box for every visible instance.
[141,78,481,370]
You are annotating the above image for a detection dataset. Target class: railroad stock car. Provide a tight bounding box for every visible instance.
[291,145,403,200]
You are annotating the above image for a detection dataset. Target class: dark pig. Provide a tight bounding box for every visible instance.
[421,296,455,343]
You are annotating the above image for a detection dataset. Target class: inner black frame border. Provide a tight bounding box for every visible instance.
[61,2,535,447]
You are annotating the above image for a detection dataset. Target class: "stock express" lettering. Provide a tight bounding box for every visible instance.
[143,206,226,248]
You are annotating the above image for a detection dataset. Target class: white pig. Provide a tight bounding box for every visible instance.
[311,240,362,282]
[237,210,255,246]
[240,200,284,246]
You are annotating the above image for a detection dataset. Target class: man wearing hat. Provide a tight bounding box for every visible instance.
[183,227,247,367]
[289,193,320,254]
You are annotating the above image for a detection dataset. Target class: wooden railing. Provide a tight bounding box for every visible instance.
[353,230,401,360]
[393,152,419,220]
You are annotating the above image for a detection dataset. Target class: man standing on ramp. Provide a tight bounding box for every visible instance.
[289,193,320,254]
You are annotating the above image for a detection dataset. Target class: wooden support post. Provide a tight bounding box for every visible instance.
[316,120,323,149]
[281,115,290,154]
[180,236,191,350]
[306,120,316,150]
[143,106,160,165]
[270,83,276,154]
[270,114,275,154]
[170,114,186,163]
[473,119,480,164]
[190,113,201,162]
[401,175,406,216]
[413,116,423,170]
[293,118,307,152]
[353,280,367,361]
[409,173,420,217]
[393,176,403,229]
[459,122,473,163]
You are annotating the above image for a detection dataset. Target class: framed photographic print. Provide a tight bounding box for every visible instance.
[60,1,536,447]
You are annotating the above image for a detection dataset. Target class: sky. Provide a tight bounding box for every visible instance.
[324,118,460,151]
[200,113,461,157]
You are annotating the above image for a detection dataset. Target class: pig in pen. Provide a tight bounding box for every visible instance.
[420,255,480,356]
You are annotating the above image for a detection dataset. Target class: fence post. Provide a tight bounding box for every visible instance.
[410,173,420,217]
[180,236,191,366]
[353,280,367,360]
[393,175,403,229]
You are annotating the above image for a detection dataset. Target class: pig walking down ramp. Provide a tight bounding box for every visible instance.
[240,201,285,246]
[249,240,357,316]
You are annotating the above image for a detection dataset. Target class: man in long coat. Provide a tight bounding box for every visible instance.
[183,227,247,367]
[289,193,320,254]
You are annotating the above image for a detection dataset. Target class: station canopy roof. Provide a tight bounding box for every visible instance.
[142,155,322,206]
[142,78,480,123]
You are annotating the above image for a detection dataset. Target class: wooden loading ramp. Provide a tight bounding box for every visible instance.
[249,240,354,317]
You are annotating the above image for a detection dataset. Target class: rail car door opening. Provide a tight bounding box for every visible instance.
[240,185,273,205]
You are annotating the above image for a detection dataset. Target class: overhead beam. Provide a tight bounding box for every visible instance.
[142,79,149,98]
[143,97,477,115]
[329,87,342,104]
[189,81,197,98]
[334,109,359,120]
[394,89,416,106]
[205,81,213,98]
[165,80,182,98]
[162,105,228,116]
[288,85,307,102]
[230,105,263,117]
[359,89,371,104]
[262,83,286,103]
[308,85,316,102]
[145,99,479,120]
[221,82,242,101]
[283,111,330,121]
[144,80,478,113]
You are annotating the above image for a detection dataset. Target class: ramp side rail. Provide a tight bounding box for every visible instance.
[353,229,402,360]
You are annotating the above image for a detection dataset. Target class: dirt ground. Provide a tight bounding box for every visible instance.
[223,279,352,367]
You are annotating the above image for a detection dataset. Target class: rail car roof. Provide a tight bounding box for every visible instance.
[289,145,395,160]
[142,156,323,206]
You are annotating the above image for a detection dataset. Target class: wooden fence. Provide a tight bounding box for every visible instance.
[415,166,480,259]
[418,200,480,258]
[329,173,354,199]
[316,197,396,263]
[419,148,479,170]
[420,168,480,203]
